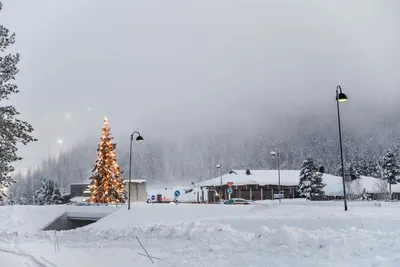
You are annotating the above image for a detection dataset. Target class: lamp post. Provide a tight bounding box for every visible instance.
[270,150,281,202]
[216,164,222,202]
[336,85,348,211]
[128,131,144,210]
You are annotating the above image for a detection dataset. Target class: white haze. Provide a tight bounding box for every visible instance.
[1,0,399,169]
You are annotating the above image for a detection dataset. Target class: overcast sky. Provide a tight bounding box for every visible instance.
[1,0,399,169]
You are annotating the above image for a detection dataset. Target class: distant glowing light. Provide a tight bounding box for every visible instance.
[57,139,63,144]
[87,107,91,111]
[65,113,72,119]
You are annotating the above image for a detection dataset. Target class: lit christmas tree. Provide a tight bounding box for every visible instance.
[89,117,125,203]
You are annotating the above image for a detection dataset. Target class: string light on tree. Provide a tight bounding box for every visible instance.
[89,117,125,203]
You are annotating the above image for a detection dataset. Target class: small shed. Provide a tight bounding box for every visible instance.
[124,179,147,202]
[70,183,90,197]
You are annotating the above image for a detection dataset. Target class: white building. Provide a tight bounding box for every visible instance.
[124,179,147,202]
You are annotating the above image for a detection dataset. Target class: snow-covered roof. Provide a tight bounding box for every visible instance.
[351,176,400,194]
[123,179,147,184]
[196,170,338,186]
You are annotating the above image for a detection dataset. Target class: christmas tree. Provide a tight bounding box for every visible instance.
[89,117,125,203]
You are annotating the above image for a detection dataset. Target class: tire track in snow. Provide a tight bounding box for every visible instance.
[40,256,58,267]
[0,247,48,267]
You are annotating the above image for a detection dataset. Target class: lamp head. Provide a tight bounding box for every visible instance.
[216,164,221,169]
[270,151,277,156]
[336,85,348,102]
[136,135,144,142]
[336,92,348,102]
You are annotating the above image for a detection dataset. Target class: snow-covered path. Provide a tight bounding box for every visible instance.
[0,247,47,267]
[0,252,26,266]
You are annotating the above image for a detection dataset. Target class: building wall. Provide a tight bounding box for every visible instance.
[206,184,298,202]
[126,182,147,202]
[71,182,147,203]
[70,184,89,197]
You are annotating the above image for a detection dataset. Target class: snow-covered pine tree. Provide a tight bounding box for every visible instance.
[6,193,15,205]
[34,179,63,205]
[0,2,36,201]
[310,170,325,198]
[51,187,63,204]
[368,160,380,178]
[299,157,325,199]
[349,161,361,180]
[298,157,314,198]
[382,150,400,196]
[19,192,29,205]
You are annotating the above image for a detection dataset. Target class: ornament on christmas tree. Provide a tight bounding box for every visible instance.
[89,117,126,203]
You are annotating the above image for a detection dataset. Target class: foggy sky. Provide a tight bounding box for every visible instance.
[1,0,399,169]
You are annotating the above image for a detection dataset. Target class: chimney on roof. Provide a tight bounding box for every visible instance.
[246,169,251,175]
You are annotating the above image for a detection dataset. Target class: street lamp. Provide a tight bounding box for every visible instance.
[336,85,348,211]
[216,164,222,202]
[270,150,281,202]
[128,131,144,210]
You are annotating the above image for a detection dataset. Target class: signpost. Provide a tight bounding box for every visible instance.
[274,193,284,199]
[227,182,233,200]
[174,190,180,205]
[151,195,156,202]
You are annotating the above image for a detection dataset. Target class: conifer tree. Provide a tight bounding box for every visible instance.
[298,157,314,198]
[34,179,63,205]
[0,2,36,201]
[382,150,400,196]
[19,192,28,205]
[349,161,361,180]
[310,170,325,198]
[89,117,125,203]
[299,157,325,199]
[368,160,379,178]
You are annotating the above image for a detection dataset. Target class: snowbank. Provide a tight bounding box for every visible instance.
[3,201,400,266]
[0,205,66,233]
[26,201,400,267]
[91,203,253,229]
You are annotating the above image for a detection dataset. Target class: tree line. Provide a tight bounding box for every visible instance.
[5,119,400,205]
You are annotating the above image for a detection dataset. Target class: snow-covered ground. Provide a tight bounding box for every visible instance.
[1,200,400,266]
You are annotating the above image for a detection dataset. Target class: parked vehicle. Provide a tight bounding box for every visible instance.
[224,198,252,205]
